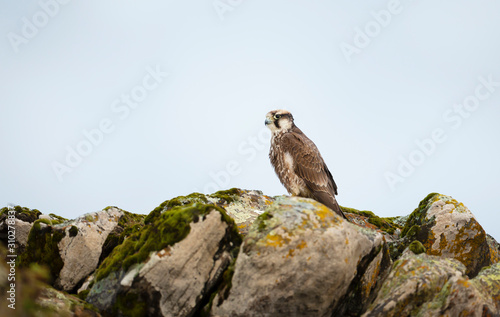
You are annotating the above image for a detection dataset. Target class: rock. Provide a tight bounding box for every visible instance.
[56,207,130,292]
[86,202,241,316]
[0,243,100,317]
[0,206,42,252]
[36,287,102,317]
[487,234,500,265]
[364,253,500,316]
[9,190,500,316]
[207,188,274,235]
[399,193,492,277]
[20,207,140,293]
[211,196,391,317]
[154,189,274,235]
[341,206,402,240]
[469,264,500,313]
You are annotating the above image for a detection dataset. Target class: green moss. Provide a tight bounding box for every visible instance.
[36,218,65,226]
[113,292,147,317]
[144,202,165,225]
[49,213,67,222]
[220,256,237,299]
[210,249,240,310]
[20,219,65,283]
[472,264,500,303]
[200,292,218,317]
[357,210,375,218]
[166,192,209,208]
[144,193,211,225]
[118,210,145,228]
[1,205,42,222]
[69,225,78,237]
[36,218,52,225]
[99,211,146,264]
[95,202,241,282]
[341,206,401,235]
[340,206,364,215]
[255,211,273,232]
[428,280,452,310]
[406,225,421,238]
[209,188,241,203]
[401,193,439,237]
[409,240,427,254]
[77,289,90,300]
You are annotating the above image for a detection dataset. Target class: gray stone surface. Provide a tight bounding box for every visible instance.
[211,196,389,317]
[56,207,124,291]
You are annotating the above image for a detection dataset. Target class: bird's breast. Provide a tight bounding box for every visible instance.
[269,136,309,197]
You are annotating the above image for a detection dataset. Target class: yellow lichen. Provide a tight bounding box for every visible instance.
[309,201,340,226]
[285,240,308,258]
[264,233,289,248]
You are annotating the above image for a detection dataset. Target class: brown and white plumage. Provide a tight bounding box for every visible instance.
[265,109,347,219]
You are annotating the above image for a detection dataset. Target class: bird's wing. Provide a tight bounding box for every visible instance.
[281,129,346,219]
[281,129,337,195]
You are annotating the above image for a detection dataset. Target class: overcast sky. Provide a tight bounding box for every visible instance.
[1,1,499,241]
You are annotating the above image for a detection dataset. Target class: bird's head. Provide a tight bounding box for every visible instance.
[265,110,294,133]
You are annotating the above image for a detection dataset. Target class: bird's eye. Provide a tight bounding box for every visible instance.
[274,114,281,120]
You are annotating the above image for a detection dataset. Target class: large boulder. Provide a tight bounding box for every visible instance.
[363,253,500,316]
[86,202,241,317]
[210,196,392,317]
[398,193,495,277]
[20,207,141,292]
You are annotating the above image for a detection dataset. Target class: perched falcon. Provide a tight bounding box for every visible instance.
[265,109,347,220]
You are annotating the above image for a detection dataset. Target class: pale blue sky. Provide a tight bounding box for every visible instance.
[1,1,500,241]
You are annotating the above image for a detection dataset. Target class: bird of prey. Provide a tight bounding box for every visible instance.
[265,109,347,220]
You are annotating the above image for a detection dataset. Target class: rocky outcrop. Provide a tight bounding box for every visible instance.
[364,253,500,317]
[86,202,241,316]
[211,196,391,317]
[0,244,100,317]
[18,207,144,293]
[5,189,500,316]
[396,193,495,277]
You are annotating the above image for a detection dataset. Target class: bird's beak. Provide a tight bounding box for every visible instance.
[265,118,272,126]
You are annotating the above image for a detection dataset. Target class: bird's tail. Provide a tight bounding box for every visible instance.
[313,192,348,220]
[331,198,348,220]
